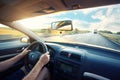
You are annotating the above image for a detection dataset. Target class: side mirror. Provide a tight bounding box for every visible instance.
[51,20,73,31]
[20,37,30,43]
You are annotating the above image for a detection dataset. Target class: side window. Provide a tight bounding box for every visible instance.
[0,24,25,41]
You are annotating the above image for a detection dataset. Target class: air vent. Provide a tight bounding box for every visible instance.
[60,51,81,61]
[70,54,81,61]
[60,51,68,57]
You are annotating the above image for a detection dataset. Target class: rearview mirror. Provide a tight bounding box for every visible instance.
[51,20,73,31]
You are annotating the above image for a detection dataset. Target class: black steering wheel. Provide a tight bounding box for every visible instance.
[24,41,48,72]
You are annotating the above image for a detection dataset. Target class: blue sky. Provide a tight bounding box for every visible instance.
[15,4,120,32]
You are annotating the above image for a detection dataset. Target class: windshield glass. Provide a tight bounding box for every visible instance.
[17,4,120,51]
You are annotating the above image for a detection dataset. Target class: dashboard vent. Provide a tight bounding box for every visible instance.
[70,54,81,62]
[60,51,81,61]
[60,51,68,57]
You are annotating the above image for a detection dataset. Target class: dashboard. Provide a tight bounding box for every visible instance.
[46,42,120,80]
[53,48,85,80]
[0,40,120,80]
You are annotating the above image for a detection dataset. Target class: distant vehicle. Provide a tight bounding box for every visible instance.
[94,29,97,34]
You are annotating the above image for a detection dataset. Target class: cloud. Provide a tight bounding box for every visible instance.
[106,6,113,16]
[17,13,72,29]
[0,24,8,27]
[81,5,107,15]
[91,10,106,20]
[73,12,78,15]
[16,4,120,32]
[81,4,120,15]
[72,20,90,30]
[89,4,120,32]
[81,8,97,15]
[17,16,57,29]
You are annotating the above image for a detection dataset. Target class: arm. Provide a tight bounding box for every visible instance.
[0,49,30,72]
[23,52,50,80]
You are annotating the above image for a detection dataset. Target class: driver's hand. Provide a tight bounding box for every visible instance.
[39,52,50,66]
[21,48,31,56]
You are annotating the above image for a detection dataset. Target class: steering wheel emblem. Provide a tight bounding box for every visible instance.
[31,54,35,58]
[68,53,71,57]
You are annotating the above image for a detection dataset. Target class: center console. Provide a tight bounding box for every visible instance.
[53,61,81,80]
[53,49,84,80]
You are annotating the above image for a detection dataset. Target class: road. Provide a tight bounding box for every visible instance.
[43,33,120,51]
[0,33,120,51]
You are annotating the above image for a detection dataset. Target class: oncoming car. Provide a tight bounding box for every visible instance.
[0,0,120,80]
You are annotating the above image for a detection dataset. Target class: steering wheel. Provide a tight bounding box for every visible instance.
[24,41,48,72]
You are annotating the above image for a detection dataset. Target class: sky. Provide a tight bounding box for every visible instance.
[1,4,120,32]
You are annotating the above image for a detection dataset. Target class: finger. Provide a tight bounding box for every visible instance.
[24,48,28,50]
[47,55,50,57]
[25,50,31,53]
[45,51,49,55]
[28,50,31,52]
[46,55,50,60]
[44,53,50,58]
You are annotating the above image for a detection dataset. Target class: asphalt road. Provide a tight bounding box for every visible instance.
[0,33,120,51]
[44,33,120,51]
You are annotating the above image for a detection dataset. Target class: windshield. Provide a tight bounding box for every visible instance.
[17,4,120,51]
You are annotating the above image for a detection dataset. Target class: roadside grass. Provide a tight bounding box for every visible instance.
[100,33,120,44]
[65,30,90,35]
[35,29,90,37]
[0,28,24,36]
[0,28,25,40]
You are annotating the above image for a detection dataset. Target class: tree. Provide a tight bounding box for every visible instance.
[74,28,79,33]
[116,32,120,35]
[99,30,112,34]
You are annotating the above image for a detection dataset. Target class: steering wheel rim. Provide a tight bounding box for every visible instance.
[24,41,48,72]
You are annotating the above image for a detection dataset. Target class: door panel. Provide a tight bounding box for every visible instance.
[0,40,28,61]
[0,39,29,79]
